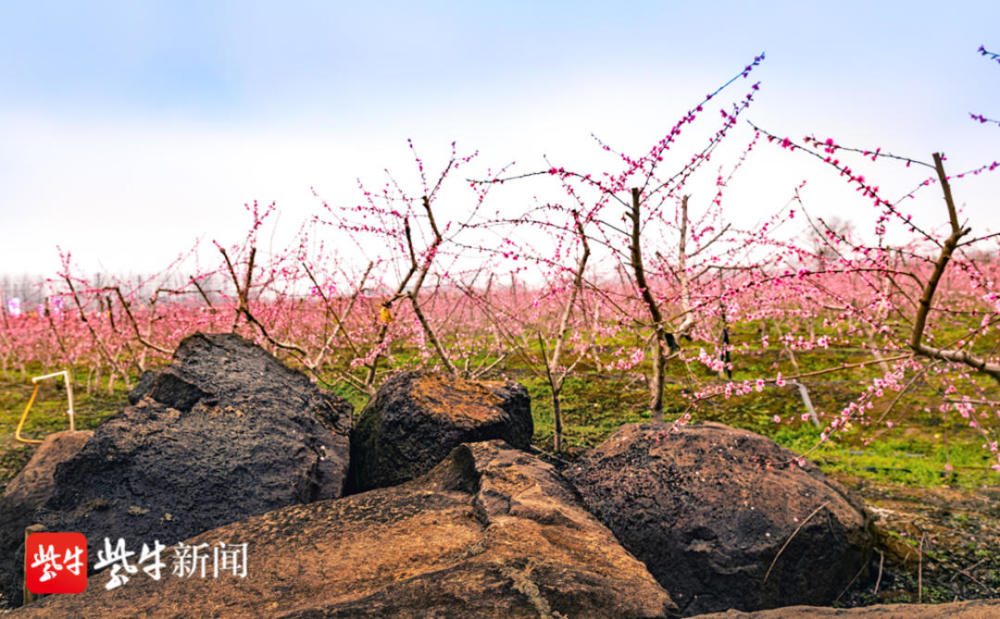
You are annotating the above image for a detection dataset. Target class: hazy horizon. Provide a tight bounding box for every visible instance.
[2,1,998,279]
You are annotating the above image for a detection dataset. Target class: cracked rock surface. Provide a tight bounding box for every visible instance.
[18,441,677,618]
[0,332,351,607]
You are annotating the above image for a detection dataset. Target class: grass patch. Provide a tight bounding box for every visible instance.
[2,332,998,491]
[0,370,128,441]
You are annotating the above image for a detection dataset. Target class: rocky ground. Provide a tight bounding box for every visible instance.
[835,474,1000,607]
[3,440,999,614]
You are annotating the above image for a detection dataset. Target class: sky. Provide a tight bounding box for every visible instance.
[1,1,998,280]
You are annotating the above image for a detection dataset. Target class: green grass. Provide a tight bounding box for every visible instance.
[770,425,999,488]
[0,365,130,491]
[525,374,650,452]
[519,367,999,488]
[505,324,1000,487]
[3,320,999,491]
[0,367,128,441]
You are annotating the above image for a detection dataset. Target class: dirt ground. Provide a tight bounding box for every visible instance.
[835,473,1000,606]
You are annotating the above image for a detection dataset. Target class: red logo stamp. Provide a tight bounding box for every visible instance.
[25,532,87,594]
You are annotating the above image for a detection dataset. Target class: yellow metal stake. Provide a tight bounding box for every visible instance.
[14,370,76,444]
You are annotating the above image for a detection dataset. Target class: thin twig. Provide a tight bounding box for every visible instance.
[835,556,870,603]
[874,549,884,596]
[108,287,172,355]
[763,502,829,585]
[918,531,926,603]
[190,277,214,308]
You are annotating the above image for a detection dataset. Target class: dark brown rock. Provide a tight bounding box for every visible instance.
[0,332,352,608]
[2,430,93,509]
[350,370,532,491]
[16,441,676,618]
[692,598,1000,617]
[0,430,92,610]
[564,422,875,616]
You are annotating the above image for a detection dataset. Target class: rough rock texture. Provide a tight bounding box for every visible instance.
[0,332,351,608]
[564,423,875,617]
[2,430,93,509]
[17,441,677,618]
[693,599,1000,617]
[350,370,532,491]
[0,431,92,609]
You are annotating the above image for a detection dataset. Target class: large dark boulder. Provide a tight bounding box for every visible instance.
[350,370,532,491]
[0,431,92,609]
[18,441,677,618]
[0,332,351,608]
[564,422,874,616]
[694,599,1000,617]
[2,430,93,510]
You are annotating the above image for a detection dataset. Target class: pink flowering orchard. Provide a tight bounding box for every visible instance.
[1,51,998,470]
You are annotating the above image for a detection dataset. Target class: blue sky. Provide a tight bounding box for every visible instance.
[1,1,998,276]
